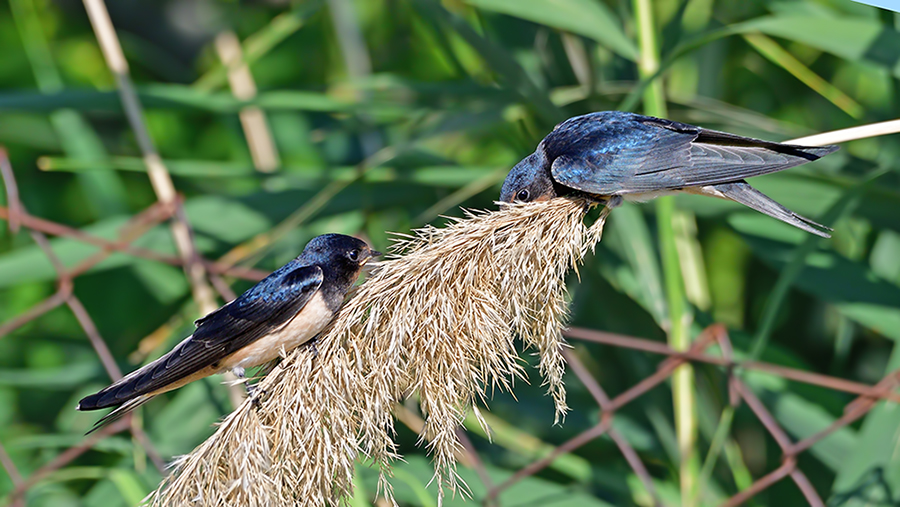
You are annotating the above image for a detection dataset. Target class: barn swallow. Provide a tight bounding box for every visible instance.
[77,233,380,431]
[500,111,839,237]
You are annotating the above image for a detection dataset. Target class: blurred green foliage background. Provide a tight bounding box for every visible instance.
[1,0,900,505]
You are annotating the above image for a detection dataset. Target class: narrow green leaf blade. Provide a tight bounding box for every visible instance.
[465,0,638,60]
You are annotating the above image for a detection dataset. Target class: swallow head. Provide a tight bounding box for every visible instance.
[342,243,380,267]
[499,152,557,204]
[302,234,381,271]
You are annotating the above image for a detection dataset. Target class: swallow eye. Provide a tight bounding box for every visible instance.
[516,189,530,201]
[347,250,359,261]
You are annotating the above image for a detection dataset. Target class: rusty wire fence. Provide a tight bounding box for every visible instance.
[2,141,899,507]
[0,146,266,507]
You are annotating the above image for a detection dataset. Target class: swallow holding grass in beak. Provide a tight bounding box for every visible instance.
[500,111,838,237]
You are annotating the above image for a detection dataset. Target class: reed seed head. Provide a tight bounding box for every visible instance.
[150,197,607,506]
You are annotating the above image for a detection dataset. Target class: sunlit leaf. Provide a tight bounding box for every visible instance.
[465,0,638,60]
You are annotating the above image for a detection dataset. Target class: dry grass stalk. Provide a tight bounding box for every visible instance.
[150,197,608,506]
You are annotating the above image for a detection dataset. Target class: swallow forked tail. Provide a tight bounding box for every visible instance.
[713,181,832,238]
[77,395,154,434]
[641,132,841,189]
[76,342,194,434]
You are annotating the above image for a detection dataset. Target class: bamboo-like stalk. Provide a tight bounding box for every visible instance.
[81,0,217,316]
[193,2,323,92]
[787,119,900,146]
[744,33,864,119]
[77,0,250,410]
[631,0,700,504]
[215,31,282,173]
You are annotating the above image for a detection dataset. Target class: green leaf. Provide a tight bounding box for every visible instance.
[9,433,132,454]
[741,15,900,78]
[108,470,149,506]
[0,195,272,290]
[833,303,900,342]
[0,215,169,288]
[770,391,856,471]
[0,362,98,389]
[39,156,256,177]
[0,86,357,114]
[744,233,900,342]
[465,0,638,60]
[387,466,437,507]
[193,0,325,91]
[414,0,564,125]
[40,155,504,187]
[830,347,900,506]
[742,33,863,118]
[348,464,373,507]
[0,113,60,150]
[130,261,190,305]
[147,380,226,455]
[359,455,615,506]
[185,196,272,244]
[870,230,900,283]
[82,479,129,507]
[462,409,592,481]
[609,414,656,451]
[599,204,668,326]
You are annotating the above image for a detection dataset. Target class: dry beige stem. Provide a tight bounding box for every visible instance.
[150,197,608,506]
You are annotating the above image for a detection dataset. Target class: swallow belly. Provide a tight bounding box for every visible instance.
[622,189,681,202]
[222,292,335,370]
[684,185,729,199]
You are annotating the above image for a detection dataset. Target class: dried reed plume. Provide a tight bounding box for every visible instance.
[149,197,608,506]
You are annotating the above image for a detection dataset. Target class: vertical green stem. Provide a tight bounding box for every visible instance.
[659,198,699,506]
[631,0,698,504]
[632,0,666,118]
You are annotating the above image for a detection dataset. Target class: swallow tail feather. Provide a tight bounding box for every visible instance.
[713,181,832,238]
[79,394,154,434]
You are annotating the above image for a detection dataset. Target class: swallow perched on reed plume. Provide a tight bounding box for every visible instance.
[500,111,838,237]
[77,233,380,431]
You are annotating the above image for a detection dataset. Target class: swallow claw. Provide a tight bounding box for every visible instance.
[306,337,320,357]
[246,382,268,408]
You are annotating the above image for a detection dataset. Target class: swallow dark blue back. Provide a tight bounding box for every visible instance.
[77,233,378,432]
[500,111,838,238]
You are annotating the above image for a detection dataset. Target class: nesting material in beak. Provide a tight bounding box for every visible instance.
[360,249,382,266]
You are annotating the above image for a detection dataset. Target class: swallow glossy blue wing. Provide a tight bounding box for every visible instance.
[81,263,324,409]
[545,112,837,195]
[544,113,695,194]
[191,263,324,342]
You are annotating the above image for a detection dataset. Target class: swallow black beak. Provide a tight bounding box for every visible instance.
[359,248,382,266]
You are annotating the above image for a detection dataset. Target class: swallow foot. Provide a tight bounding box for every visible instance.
[571,191,622,211]
[247,382,267,408]
[231,366,264,405]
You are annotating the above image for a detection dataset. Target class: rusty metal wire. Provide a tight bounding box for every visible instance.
[2,150,899,505]
[473,324,900,507]
[0,147,268,502]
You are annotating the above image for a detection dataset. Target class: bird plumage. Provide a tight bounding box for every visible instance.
[77,233,379,431]
[500,111,838,237]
